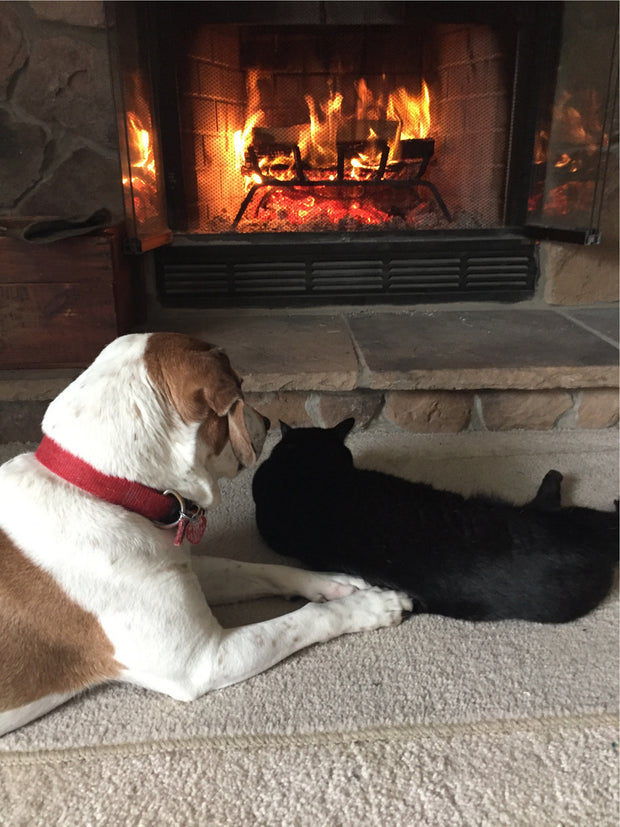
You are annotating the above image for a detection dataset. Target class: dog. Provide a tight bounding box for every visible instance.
[0,333,411,736]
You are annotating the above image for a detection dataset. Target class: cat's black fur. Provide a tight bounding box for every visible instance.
[252,418,618,623]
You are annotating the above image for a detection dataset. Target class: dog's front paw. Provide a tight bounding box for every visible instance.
[338,587,413,632]
[299,572,372,602]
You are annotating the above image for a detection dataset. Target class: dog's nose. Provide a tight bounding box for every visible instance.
[262,414,271,430]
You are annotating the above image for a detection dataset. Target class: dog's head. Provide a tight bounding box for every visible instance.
[41,332,269,508]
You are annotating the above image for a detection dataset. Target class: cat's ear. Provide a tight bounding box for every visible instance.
[333,417,355,441]
[279,420,293,437]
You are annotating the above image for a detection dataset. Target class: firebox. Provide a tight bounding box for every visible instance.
[107,1,618,306]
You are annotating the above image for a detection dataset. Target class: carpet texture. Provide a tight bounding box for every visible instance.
[1,429,618,826]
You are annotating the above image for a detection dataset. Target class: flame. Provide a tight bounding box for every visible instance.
[123,111,158,221]
[234,76,433,187]
[234,110,264,174]
[125,112,156,177]
[298,90,344,167]
[386,81,431,140]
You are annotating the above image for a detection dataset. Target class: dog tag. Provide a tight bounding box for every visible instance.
[185,513,207,544]
[174,513,207,546]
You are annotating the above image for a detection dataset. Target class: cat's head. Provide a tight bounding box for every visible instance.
[271,417,356,470]
[280,417,354,441]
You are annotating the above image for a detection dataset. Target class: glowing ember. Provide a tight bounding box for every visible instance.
[254,187,391,226]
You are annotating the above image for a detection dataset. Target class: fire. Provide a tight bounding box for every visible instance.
[233,76,433,188]
[123,111,158,222]
[298,90,344,167]
[234,110,263,175]
[387,81,431,140]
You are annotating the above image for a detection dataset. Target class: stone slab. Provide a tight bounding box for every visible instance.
[349,310,619,390]
[166,314,359,392]
[562,307,619,345]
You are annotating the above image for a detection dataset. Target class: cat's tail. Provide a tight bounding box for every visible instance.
[530,469,563,510]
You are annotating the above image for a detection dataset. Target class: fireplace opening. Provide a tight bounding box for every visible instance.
[109,1,618,305]
[173,19,511,235]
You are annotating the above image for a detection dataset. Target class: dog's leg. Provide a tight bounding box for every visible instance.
[122,584,412,700]
[191,555,369,605]
[202,587,411,692]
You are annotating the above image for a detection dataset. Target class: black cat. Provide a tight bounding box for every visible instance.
[252,418,618,623]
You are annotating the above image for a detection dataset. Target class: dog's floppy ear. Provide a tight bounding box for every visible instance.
[195,349,243,418]
[228,399,256,467]
[145,335,243,423]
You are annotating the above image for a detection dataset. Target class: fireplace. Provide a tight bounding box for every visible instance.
[109,1,618,306]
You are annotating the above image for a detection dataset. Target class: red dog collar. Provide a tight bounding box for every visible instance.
[35,436,206,546]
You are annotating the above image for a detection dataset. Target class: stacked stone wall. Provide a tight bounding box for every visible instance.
[0,1,123,219]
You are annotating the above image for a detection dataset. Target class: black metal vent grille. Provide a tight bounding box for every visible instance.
[154,233,537,307]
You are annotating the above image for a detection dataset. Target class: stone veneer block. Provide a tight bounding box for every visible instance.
[181,315,358,392]
[0,110,46,208]
[315,392,383,429]
[0,6,27,100]
[349,310,619,390]
[384,391,473,433]
[479,390,573,431]
[13,36,117,148]
[29,1,106,27]
[577,390,620,429]
[244,392,312,429]
[541,242,619,305]
[20,147,122,218]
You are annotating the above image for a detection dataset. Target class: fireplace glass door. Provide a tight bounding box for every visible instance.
[525,1,618,243]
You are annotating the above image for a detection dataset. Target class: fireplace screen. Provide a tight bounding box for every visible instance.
[171,19,512,234]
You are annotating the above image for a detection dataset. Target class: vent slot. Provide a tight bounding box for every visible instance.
[311,260,384,292]
[466,256,533,289]
[388,258,461,290]
[233,262,307,293]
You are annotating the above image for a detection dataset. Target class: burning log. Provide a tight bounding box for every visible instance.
[336,139,390,181]
[231,77,451,229]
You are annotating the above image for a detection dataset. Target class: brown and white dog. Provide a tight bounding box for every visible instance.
[0,332,411,736]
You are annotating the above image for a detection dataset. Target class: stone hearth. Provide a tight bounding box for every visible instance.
[1,304,617,443]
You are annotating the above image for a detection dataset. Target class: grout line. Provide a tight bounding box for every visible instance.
[340,314,371,388]
[556,309,619,349]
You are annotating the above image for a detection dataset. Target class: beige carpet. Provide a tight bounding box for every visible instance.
[1,429,618,826]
